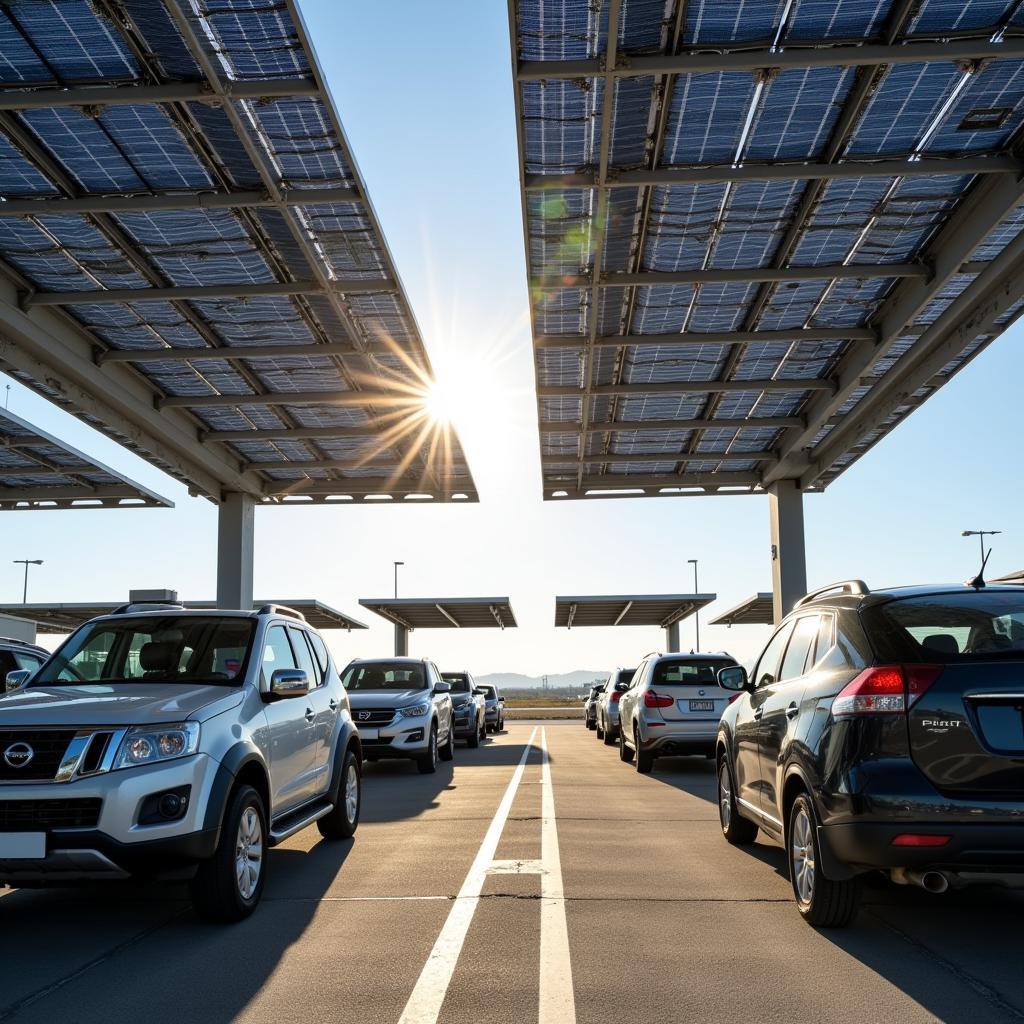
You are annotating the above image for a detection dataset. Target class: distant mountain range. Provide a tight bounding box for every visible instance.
[476,670,606,691]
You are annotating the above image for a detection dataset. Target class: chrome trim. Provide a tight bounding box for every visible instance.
[737,796,783,829]
[268,802,332,845]
[965,693,1024,700]
[98,729,128,773]
[54,733,93,782]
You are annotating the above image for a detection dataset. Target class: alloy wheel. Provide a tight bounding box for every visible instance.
[235,806,263,900]
[791,804,815,906]
[718,762,732,831]
[344,762,359,822]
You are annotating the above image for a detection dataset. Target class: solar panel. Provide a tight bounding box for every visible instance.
[553,594,715,628]
[510,0,1024,500]
[0,1,475,504]
[0,406,172,509]
[359,598,518,630]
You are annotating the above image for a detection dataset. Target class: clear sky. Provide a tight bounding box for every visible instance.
[2,0,1022,676]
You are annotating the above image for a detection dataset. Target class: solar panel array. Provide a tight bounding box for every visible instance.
[0,406,172,509]
[510,0,1024,499]
[0,0,476,503]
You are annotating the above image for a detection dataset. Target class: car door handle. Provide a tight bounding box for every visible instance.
[786,703,799,719]
[752,706,764,721]
[304,708,315,723]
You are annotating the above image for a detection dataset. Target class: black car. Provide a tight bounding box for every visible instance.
[715,580,1024,928]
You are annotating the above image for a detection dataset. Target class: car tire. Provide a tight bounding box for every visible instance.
[418,724,439,774]
[789,792,861,928]
[603,722,617,746]
[439,722,455,762]
[190,784,267,923]
[618,722,634,763]
[466,718,480,748]
[479,718,487,743]
[635,727,654,774]
[318,747,361,840]
[717,754,758,846]
[497,715,504,732]
[595,717,604,739]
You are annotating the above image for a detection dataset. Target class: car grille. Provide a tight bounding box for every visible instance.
[0,730,76,781]
[0,798,102,830]
[354,709,396,725]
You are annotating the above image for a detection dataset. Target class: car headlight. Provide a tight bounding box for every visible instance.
[396,702,431,719]
[113,723,200,769]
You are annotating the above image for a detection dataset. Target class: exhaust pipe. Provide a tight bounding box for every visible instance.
[890,868,950,893]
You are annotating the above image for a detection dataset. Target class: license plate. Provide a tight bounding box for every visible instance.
[688,700,715,712]
[356,726,380,741]
[0,833,45,859]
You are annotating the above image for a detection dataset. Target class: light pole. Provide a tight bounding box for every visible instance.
[13,559,43,604]
[688,558,700,651]
[393,561,404,599]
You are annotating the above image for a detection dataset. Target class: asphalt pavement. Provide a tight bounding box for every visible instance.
[1,722,1022,1024]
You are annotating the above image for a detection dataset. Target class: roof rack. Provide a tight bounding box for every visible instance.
[795,580,870,609]
[258,604,307,623]
[110,602,186,615]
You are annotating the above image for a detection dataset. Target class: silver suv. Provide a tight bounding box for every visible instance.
[441,671,487,748]
[0,603,362,922]
[617,652,738,773]
[343,658,455,772]
[595,667,635,744]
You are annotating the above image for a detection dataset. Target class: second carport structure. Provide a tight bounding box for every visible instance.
[554,594,716,653]
[358,597,518,656]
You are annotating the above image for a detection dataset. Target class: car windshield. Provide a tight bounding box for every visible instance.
[863,592,1024,662]
[616,668,636,686]
[480,686,496,698]
[344,662,427,690]
[652,659,733,686]
[441,673,471,693]
[32,616,255,687]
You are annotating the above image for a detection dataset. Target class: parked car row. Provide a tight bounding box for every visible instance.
[0,603,502,924]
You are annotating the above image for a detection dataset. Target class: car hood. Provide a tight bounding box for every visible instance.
[347,689,433,709]
[0,683,244,726]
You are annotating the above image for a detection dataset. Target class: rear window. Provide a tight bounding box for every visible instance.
[863,592,1024,663]
[441,673,471,692]
[615,668,636,686]
[344,661,427,689]
[652,659,735,686]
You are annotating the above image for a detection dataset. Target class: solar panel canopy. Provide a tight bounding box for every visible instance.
[359,598,518,630]
[708,593,775,626]
[511,0,1024,500]
[554,594,715,628]
[0,406,172,509]
[0,0,475,504]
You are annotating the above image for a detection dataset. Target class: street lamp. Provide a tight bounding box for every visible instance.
[688,559,700,651]
[393,561,404,599]
[12,559,43,604]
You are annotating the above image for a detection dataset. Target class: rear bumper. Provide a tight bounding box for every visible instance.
[819,821,1024,878]
[640,723,717,756]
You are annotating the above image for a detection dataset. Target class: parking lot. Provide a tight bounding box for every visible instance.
[1,720,1020,1024]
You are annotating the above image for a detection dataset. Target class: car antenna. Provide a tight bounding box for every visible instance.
[966,546,993,589]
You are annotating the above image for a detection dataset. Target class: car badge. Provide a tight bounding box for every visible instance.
[3,742,34,769]
[698,689,705,697]
[358,711,371,721]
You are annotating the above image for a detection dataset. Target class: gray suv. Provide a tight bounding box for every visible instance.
[0,603,362,922]
[344,658,455,773]
[441,671,487,747]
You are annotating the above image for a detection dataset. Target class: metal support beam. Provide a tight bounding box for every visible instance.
[542,451,775,467]
[0,187,361,217]
[516,38,1024,80]
[435,603,461,627]
[217,492,255,610]
[613,600,633,626]
[524,157,1024,190]
[394,623,409,657]
[98,342,362,364]
[538,379,833,399]
[535,328,875,349]
[769,481,807,624]
[201,423,393,443]
[539,416,802,434]
[556,472,763,490]
[665,621,680,653]
[26,279,393,307]
[158,390,401,410]
[0,79,318,110]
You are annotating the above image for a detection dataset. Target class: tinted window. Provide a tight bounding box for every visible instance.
[0,650,15,677]
[14,652,44,673]
[864,592,1024,663]
[344,661,427,689]
[811,615,835,666]
[442,673,472,692]
[261,625,297,685]
[616,668,636,686]
[754,620,796,688]
[480,686,496,698]
[307,630,330,676]
[779,615,820,681]
[288,627,320,686]
[652,659,734,686]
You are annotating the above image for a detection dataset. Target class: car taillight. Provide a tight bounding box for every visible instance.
[611,691,622,703]
[644,690,674,709]
[727,693,741,705]
[891,833,951,847]
[832,664,942,718]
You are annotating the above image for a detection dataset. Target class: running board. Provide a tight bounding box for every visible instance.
[268,800,333,845]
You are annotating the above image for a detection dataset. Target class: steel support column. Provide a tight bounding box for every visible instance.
[394,624,409,657]
[769,481,807,624]
[217,493,255,610]
[665,621,680,653]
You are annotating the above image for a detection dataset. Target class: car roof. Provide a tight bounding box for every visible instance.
[0,637,48,656]
[348,656,431,665]
[801,583,1023,612]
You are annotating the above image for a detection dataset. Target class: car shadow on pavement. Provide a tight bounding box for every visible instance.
[643,755,718,805]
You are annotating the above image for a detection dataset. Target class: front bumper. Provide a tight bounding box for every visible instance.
[485,705,500,722]
[358,716,432,759]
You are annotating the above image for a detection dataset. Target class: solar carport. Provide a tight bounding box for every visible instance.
[359,598,518,656]
[708,594,775,628]
[509,0,1024,621]
[555,594,715,652]
[0,0,475,607]
[0,406,171,509]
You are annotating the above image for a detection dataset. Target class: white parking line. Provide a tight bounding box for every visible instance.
[539,726,576,1024]
[397,727,538,1024]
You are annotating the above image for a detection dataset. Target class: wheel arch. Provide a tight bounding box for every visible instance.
[203,742,270,833]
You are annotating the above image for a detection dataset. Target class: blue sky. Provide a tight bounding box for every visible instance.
[2,0,1022,675]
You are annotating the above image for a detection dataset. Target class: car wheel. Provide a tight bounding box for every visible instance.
[466,718,480,748]
[318,747,361,840]
[635,727,654,774]
[498,715,504,732]
[418,724,439,774]
[439,722,455,762]
[595,716,604,739]
[479,718,487,743]
[789,792,861,928]
[603,721,617,746]
[717,754,758,845]
[190,784,267,923]
[618,722,634,763]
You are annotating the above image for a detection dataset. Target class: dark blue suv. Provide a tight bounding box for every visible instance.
[715,581,1024,927]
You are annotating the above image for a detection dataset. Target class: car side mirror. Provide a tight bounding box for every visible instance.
[5,669,31,693]
[267,668,309,700]
[614,681,631,692]
[717,665,749,692]
[433,681,451,694]
[498,695,505,703]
